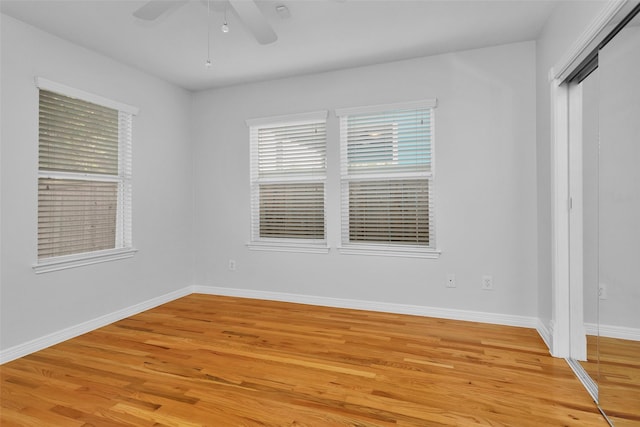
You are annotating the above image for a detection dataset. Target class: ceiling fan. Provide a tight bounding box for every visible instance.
[133,0,278,45]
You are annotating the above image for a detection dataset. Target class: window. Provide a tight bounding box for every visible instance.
[247,111,328,253]
[34,78,138,273]
[337,100,438,257]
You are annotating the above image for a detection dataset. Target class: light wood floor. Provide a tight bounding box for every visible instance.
[582,335,640,426]
[1,294,608,426]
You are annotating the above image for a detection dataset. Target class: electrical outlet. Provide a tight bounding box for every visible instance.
[481,275,493,290]
[446,273,456,288]
[228,259,237,271]
[599,283,608,300]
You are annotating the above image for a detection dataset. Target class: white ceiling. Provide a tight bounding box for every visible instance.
[1,0,559,91]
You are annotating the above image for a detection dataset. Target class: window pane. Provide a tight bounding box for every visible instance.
[348,179,429,245]
[38,178,118,258]
[258,122,326,177]
[259,183,325,239]
[39,90,119,175]
[346,109,431,175]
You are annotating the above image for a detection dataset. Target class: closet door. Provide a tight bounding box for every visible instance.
[597,10,640,425]
[580,69,599,395]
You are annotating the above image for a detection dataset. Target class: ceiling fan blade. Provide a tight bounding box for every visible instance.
[133,0,185,21]
[228,0,278,45]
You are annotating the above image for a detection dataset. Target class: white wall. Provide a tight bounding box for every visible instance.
[535,0,608,330]
[192,41,538,318]
[0,15,194,350]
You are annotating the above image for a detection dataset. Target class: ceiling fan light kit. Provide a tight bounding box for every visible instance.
[205,0,212,68]
[275,5,290,20]
[132,0,278,44]
[132,0,278,69]
[222,4,230,33]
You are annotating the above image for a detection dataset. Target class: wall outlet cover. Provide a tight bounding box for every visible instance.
[446,274,456,288]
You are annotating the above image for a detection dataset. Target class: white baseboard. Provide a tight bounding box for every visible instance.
[536,318,553,353]
[192,285,540,329]
[0,287,192,364]
[584,322,640,341]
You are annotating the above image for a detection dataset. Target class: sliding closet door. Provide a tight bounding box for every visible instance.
[580,70,599,390]
[597,11,640,425]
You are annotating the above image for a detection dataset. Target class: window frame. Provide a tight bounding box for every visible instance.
[33,78,139,274]
[246,110,329,254]
[336,99,440,258]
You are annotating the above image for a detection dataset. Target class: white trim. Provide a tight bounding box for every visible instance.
[33,248,137,274]
[338,245,441,259]
[38,171,120,182]
[345,171,433,181]
[193,285,539,329]
[335,99,437,117]
[245,110,328,128]
[585,322,640,341]
[246,241,330,254]
[550,0,632,82]
[550,79,571,358]
[0,287,191,364]
[536,318,553,353]
[584,323,599,336]
[257,175,327,184]
[35,77,139,115]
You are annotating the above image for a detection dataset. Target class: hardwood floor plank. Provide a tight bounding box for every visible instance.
[1,294,608,426]
[580,335,640,424]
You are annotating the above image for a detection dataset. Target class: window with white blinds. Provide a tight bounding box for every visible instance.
[247,111,328,251]
[36,79,137,269]
[337,100,438,257]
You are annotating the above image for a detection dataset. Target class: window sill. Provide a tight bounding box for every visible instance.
[247,241,329,254]
[33,248,137,274]
[338,244,441,259]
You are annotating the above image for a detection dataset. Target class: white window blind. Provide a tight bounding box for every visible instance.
[37,86,134,261]
[248,111,327,248]
[337,100,437,255]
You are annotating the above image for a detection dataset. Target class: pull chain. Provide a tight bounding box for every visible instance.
[205,0,212,68]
